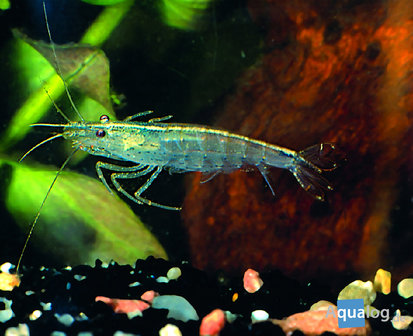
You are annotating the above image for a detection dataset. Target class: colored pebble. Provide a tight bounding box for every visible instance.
[95,296,150,315]
[310,300,335,311]
[74,274,86,281]
[159,323,182,336]
[391,309,413,330]
[0,297,14,323]
[152,295,199,322]
[199,309,226,336]
[397,278,413,299]
[156,276,169,283]
[272,309,370,335]
[232,292,238,302]
[243,269,263,293]
[5,324,29,336]
[373,268,391,294]
[55,313,74,327]
[51,331,66,336]
[0,272,20,291]
[166,267,182,280]
[29,309,42,320]
[338,280,376,305]
[40,302,52,311]
[141,290,158,304]
[251,309,269,323]
[128,281,140,287]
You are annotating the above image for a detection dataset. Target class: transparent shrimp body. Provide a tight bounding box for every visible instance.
[61,113,336,210]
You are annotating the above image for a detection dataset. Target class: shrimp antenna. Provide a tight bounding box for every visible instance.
[43,86,70,122]
[16,148,78,274]
[42,2,85,122]
[19,133,63,162]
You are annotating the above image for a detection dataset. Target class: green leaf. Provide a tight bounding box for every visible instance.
[81,0,129,5]
[160,0,213,30]
[0,0,133,150]
[0,0,10,10]
[14,30,115,116]
[4,159,167,266]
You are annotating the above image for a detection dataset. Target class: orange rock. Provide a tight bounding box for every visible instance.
[272,309,370,336]
[199,309,226,336]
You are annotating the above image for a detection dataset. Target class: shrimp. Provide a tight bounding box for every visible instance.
[15,2,336,273]
[31,115,336,211]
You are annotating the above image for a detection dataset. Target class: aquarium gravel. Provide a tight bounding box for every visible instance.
[1,257,412,335]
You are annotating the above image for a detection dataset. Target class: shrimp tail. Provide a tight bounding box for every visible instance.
[290,143,337,201]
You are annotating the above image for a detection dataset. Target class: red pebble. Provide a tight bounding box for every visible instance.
[95,296,150,314]
[243,268,263,293]
[199,309,226,336]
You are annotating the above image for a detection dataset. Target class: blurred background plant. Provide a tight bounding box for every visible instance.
[0,0,261,268]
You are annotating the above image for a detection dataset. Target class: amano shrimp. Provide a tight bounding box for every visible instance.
[15,2,337,273]
[32,114,336,211]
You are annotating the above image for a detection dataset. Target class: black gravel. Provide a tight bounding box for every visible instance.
[1,257,412,335]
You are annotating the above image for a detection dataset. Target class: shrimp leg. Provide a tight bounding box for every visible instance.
[111,166,181,211]
[96,162,147,195]
[123,110,154,121]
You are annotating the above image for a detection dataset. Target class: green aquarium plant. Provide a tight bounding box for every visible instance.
[4,159,167,265]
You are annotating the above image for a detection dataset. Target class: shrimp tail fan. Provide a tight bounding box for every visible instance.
[290,143,337,201]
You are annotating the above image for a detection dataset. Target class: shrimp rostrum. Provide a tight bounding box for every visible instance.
[33,111,336,211]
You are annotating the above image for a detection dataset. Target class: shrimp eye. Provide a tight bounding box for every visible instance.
[100,115,109,123]
[96,129,106,138]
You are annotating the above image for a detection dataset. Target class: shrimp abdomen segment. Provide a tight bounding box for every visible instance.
[160,126,297,173]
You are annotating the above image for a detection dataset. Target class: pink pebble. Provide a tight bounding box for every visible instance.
[243,268,263,293]
[95,296,150,314]
[199,309,225,336]
[141,290,158,303]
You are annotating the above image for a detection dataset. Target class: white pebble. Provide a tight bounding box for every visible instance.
[251,310,269,323]
[0,262,12,273]
[29,309,42,320]
[159,323,182,336]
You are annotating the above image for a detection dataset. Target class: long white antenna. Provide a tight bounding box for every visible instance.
[16,149,78,274]
[42,1,85,122]
[19,133,63,162]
